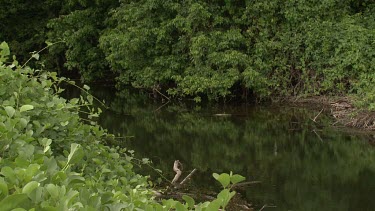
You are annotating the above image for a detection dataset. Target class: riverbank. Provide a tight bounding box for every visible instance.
[286,96,375,131]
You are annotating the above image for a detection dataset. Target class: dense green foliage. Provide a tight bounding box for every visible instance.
[1,1,374,107]
[101,0,375,104]
[46,0,119,81]
[0,42,156,210]
[0,42,246,210]
[0,0,59,61]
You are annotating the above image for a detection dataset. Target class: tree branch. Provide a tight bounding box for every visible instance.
[180,169,197,185]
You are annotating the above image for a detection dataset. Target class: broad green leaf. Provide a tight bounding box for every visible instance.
[230,174,245,185]
[46,102,54,107]
[10,208,26,211]
[0,179,8,200]
[31,53,39,60]
[19,144,35,160]
[182,195,195,208]
[20,105,34,113]
[217,189,235,208]
[175,201,188,211]
[217,189,229,201]
[1,167,15,180]
[4,106,15,118]
[25,164,40,181]
[162,199,177,209]
[213,173,230,188]
[142,158,150,164]
[205,199,221,211]
[14,158,28,168]
[60,190,79,209]
[44,146,51,153]
[0,194,30,211]
[145,205,154,211]
[83,85,90,90]
[60,121,69,127]
[67,143,84,165]
[28,187,43,203]
[19,118,28,128]
[0,42,10,61]
[212,173,219,180]
[46,184,59,199]
[22,181,39,195]
[87,95,93,104]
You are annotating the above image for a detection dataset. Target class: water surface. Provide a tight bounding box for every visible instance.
[71,86,375,211]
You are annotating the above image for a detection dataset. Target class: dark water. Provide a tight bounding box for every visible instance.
[66,86,375,211]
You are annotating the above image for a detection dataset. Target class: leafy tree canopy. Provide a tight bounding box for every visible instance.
[1,0,374,107]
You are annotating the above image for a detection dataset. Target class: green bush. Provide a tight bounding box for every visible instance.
[100,0,375,105]
[46,0,119,81]
[0,41,158,210]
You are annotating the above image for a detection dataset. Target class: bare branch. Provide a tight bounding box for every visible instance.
[313,129,324,142]
[154,101,170,112]
[153,88,171,101]
[259,204,277,211]
[312,108,324,122]
[180,169,197,185]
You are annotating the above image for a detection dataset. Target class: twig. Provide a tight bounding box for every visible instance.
[159,192,216,201]
[180,169,197,185]
[312,108,324,122]
[259,204,267,211]
[154,101,170,112]
[63,80,109,109]
[130,158,171,183]
[21,41,65,68]
[332,120,340,126]
[171,160,182,185]
[313,129,323,142]
[259,204,277,211]
[153,88,171,101]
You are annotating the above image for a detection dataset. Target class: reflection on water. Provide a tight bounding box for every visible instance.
[69,86,375,211]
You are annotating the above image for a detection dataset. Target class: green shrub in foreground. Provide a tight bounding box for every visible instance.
[0,41,157,210]
[0,41,245,210]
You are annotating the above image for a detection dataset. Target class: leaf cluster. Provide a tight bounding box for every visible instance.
[0,42,158,210]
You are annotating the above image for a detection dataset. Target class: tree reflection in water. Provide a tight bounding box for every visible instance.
[86,87,375,211]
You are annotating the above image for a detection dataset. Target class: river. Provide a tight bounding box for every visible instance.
[65,85,375,211]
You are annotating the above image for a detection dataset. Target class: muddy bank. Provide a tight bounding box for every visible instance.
[286,96,375,130]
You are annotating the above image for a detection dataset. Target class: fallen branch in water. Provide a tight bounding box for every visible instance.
[259,204,277,211]
[180,169,197,185]
[311,108,324,122]
[154,101,170,112]
[313,129,324,142]
[153,88,171,101]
